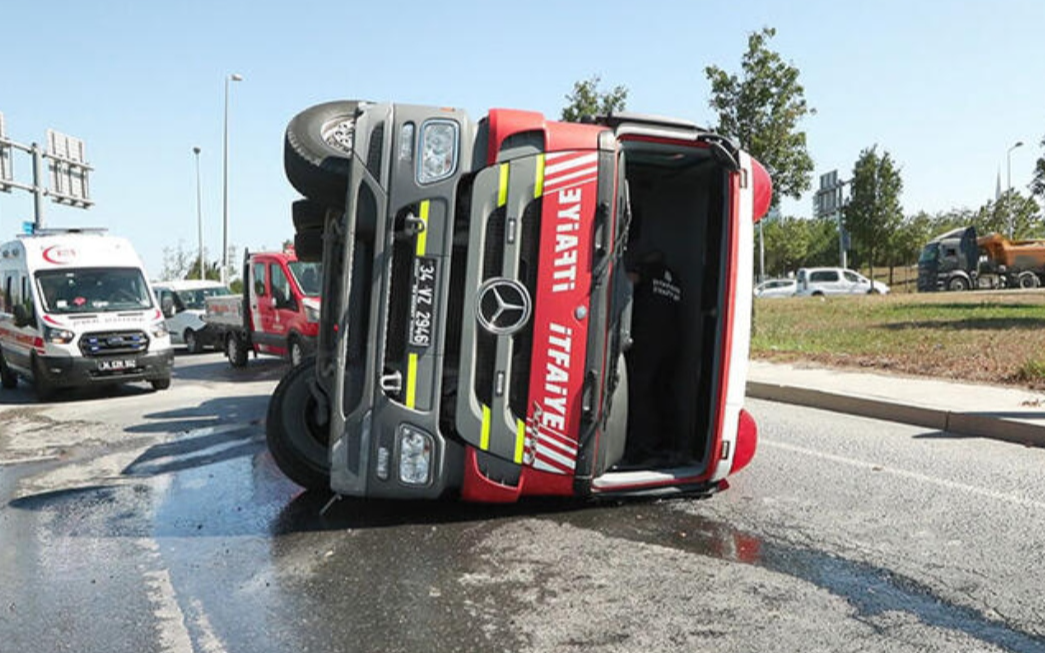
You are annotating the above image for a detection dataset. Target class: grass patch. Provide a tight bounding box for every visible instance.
[752,291,1045,388]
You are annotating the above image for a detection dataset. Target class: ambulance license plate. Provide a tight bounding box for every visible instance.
[98,358,137,371]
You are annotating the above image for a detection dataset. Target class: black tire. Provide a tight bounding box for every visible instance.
[1018,272,1040,289]
[151,377,172,391]
[294,229,323,263]
[288,336,306,368]
[947,276,970,292]
[226,333,249,368]
[0,352,17,390]
[284,101,362,208]
[266,358,330,490]
[292,198,329,232]
[184,329,203,354]
[32,356,56,402]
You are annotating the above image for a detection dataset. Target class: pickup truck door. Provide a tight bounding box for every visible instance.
[250,261,269,341]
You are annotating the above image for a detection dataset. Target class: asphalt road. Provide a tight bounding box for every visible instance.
[1,353,1044,653]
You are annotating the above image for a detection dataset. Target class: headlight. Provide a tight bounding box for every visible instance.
[305,304,320,323]
[397,425,434,485]
[417,120,459,184]
[43,326,75,344]
[151,321,169,339]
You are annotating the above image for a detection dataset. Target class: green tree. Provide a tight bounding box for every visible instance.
[186,257,222,282]
[1031,135,1045,200]
[973,190,1042,240]
[159,242,193,281]
[561,75,628,123]
[705,27,816,204]
[844,146,903,289]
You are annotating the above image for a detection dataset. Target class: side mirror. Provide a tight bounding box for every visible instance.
[13,303,32,328]
[161,295,176,318]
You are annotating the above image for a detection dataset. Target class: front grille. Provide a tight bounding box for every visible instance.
[79,330,149,357]
[474,207,507,406]
[509,198,541,416]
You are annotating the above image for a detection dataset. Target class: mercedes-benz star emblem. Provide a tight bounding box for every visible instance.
[476,278,532,336]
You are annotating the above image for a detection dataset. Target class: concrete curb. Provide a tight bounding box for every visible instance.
[747,380,1045,448]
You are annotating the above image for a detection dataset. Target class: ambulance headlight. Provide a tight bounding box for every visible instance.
[43,326,75,344]
[417,120,458,184]
[397,425,434,485]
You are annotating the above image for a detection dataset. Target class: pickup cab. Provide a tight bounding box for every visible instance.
[204,248,322,367]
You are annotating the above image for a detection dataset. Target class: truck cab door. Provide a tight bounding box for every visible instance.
[250,261,269,341]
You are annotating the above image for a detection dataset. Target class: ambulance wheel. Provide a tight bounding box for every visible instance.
[266,358,330,491]
[0,353,17,389]
[32,356,56,402]
[226,333,249,368]
[151,377,171,391]
[284,100,362,208]
[184,329,204,354]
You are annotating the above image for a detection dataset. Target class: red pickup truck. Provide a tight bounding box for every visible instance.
[267,100,772,502]
[204,247,321,367]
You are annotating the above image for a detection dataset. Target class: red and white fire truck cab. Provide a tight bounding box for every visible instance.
[267,101,772,502]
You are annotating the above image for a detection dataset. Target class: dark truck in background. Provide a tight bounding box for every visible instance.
[918,226,1045,291]
[266,100,772,502]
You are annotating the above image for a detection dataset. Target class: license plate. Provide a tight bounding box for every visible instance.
[409,257,438,349]
[98,358,136,371]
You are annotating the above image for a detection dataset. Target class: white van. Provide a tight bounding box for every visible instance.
[152,280,232,353]
[0,229,173,399]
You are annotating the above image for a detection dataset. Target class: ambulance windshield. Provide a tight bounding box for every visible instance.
[36,268,154,314]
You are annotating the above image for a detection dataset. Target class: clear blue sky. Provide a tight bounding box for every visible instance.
[2,0,1043,278]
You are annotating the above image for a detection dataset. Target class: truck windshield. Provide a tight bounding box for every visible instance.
[288,261,322,297]
[919,244,938,264]
[36,267,154,314]
[175,286,232,310]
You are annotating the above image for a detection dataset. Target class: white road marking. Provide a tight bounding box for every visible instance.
[763,439,1045,511]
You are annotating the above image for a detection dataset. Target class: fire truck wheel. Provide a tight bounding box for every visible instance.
[284,100,362,208]
[292,198,329,232]
[266,357,330,491]
[294,229,323,262]
[0,353,17,389]
[226,333,249,368]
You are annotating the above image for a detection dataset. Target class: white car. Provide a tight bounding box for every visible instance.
[754,278,797,298]
[795,267,889,296]
[153,280,233,353]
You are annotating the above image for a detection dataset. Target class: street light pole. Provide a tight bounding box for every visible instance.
[1006,140,1024,239]
[193,146,204,280]
[222,73,244,285]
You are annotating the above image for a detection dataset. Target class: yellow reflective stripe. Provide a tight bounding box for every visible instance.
[405,353,419,409]
[534,154,545,198]
[497,163,509,207]
[415,200,430,256]
[514,419,526,464]
[480,404,491,450]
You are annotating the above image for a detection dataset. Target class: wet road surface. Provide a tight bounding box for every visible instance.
[2,354,1045,652]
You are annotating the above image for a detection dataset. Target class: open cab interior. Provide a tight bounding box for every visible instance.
[596,136,737,488]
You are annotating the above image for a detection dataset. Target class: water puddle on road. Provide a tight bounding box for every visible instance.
[554,501,1045,653]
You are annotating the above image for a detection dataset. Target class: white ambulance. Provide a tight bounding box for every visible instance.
[0,228,173,400]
